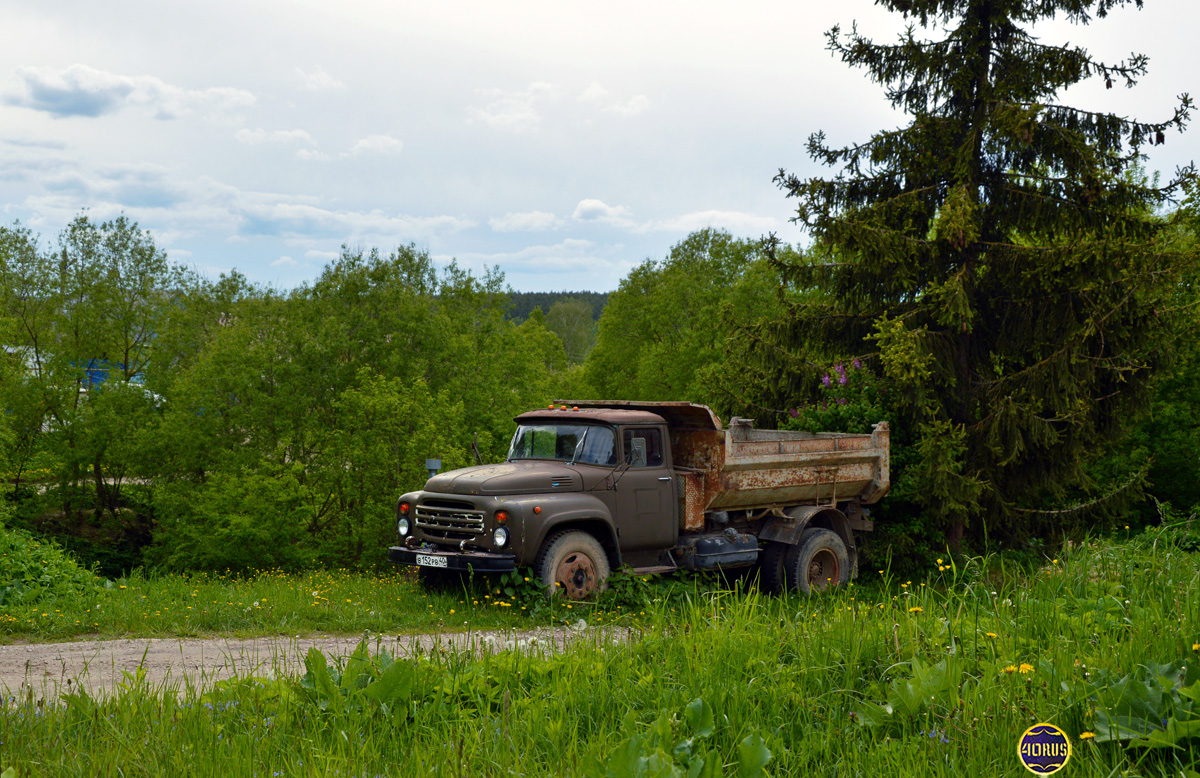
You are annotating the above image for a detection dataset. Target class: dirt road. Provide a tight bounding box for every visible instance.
[0,625,603,700]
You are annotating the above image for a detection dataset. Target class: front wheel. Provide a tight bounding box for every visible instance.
[534,530,610,599]
[784,528,851,594]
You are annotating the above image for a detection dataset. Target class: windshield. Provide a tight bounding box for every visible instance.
[507,424,617,466]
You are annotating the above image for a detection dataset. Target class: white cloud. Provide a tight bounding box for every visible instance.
[235,128,317,146]
[167,248,192,259]
[606,94,649,117]
[3,64,255,120]
[644,209,777,233]
[577,82,609,104]
[296,148,331,161]
[16,166,477,250]
[577,82,649,116]
[346,134,403,156]
[439,238,614,272]
[489,210,560,232]
[572,198,634,227]
[305,249,340,260]
[296,66,344,91]
[272,255,297,267]
[468,82,553,129]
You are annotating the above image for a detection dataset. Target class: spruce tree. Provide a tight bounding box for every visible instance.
[752,0,1196,545]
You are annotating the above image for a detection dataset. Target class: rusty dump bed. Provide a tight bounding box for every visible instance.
[561,401,890,526]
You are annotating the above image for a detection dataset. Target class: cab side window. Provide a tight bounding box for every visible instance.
[623,427,664,467]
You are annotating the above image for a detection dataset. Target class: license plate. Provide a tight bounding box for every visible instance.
[415,554,447,568]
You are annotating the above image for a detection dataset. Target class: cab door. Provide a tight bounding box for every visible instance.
[614,425,678,551]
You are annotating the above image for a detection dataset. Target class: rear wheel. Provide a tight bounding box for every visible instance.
[784,528,851,594]
[535,530,610,599]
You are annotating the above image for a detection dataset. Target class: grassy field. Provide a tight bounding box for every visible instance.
[2,526,1200,777]
[0,563,678,643]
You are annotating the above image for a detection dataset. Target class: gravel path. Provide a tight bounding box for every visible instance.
[0,625,603,700]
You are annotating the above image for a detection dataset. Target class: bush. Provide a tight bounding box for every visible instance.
[0,521,102,612]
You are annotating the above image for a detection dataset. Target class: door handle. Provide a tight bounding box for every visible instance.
[658,477,671,481]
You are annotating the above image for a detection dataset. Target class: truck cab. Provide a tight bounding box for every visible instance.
[388,401,889,598]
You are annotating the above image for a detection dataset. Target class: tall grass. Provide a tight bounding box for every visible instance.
[3,531,1199,776]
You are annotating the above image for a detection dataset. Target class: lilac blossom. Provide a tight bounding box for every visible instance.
[821,374,832,387]
[853,358,862,370]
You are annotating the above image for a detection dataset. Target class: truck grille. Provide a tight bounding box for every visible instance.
[415,503,485,541]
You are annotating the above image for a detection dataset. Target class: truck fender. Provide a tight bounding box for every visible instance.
[758,505,857,565]
[526,499,621,570]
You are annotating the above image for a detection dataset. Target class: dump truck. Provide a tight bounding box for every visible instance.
[388,401,889,598]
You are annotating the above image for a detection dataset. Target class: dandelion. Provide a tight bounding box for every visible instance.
[985,632,998,639]
[909,606,923,613]
[936,558,943,565]
[1080,731,1095,740]
[1192,642,1199,652]
[1018,663,1034,674]
[449,609,455,614]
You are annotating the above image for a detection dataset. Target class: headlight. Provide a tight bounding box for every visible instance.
[493,527,509,547]
[398,517,411,537]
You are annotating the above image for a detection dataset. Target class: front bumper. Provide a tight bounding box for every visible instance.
[388,546,517,573]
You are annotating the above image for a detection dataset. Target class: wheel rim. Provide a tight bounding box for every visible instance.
[555,551,597,599]
[807,549,841,591]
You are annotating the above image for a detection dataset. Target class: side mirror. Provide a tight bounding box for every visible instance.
[628,437,647,468]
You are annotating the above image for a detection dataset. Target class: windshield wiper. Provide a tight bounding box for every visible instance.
[569,427,589,465]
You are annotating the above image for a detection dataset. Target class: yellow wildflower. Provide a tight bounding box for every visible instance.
[1079,732,1095,740]
[1019,663,1034,674]
[1003,665,1017,674]
[909,606,923,613]
[985,632,998,638]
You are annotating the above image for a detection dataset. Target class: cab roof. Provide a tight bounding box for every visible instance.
[517,401,724,431]
[515,407,667,425]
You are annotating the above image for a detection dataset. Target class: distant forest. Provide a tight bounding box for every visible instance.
[508,291,609,321]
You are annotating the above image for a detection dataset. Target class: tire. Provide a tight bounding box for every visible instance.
[534,530,610,600]
[784,528,851,594]
[758,541,789,594]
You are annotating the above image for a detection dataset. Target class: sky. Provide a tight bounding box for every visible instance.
[0,1,1195,292]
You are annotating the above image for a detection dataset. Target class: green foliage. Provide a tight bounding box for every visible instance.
[508,290,608,322]
[0,522,100,612]
[6,535,1200,775]
[584,229,784,407]
[742,0,1198,547]
[2,223,582,572]
[590,698,772,778]
[0,214,182,566]
[546,296,599,363]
